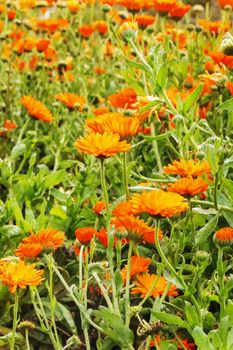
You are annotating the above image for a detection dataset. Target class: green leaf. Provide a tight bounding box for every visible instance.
[151,311,186,328]
[183,84,203,114]
[138,98,161,114]
[44,170,66,189]
[10,143,26,160]
[125,59,150,72]
[144,131,171,141]
[192,327,213,350]
[184,301,201,329]
[157,64,168,88]
[50,205,67,220]
[159,341,178,350]
[217,97,233,112]
[195,215,219,246]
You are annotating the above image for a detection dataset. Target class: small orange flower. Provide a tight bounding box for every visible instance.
[79,24,95,38]
[86,114,140,140]
[36,39,50,52]
[56,93,85,110]
[15,229,65,259]
[164,159,211,178]
[94,20,108,35]
[92,201,106,215]
[93,107,110,115]
[0,260,44,293]
[4,120,17,130]
[120,256,151,284]
[130,190,188,218]
[74,132,131,158]
[96,227,118,248]
[111,215,163,243]
[112,201,133,217]
[135,14,156,29]
[153,0,177,14]
[132,273,178,298]
[75,227,97,244]
[169,4,191,20]
[168,178,208,198]
[214,227,233,246]
[21,96,53,122]
[108,88,137,109]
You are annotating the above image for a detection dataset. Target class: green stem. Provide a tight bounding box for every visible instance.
[217,248,226,319]
[25,329,30,350]
[100,159,110,216]
[10,289,19,350]
[123,152,130,199]
[214,170,219,210]
[92,272,114,311]
[125,241,133,326]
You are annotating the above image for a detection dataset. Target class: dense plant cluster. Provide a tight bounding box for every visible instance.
[0,0,233,349]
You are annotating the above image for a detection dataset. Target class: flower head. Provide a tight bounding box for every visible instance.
[74,132,131,158]
[21,96,53,122]
[0,259,44,293]
[214,227,233,246]
[164,159,211,178]
[56,93,85,110]
[168,177,208,198]
[120,256,151,284]
[130,190,188,218]
[15,228,65,259]
[132,273,178,298]
[75,227,97,244]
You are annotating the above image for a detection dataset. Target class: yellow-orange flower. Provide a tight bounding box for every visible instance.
[74,132,131,158]
[15,228,65,259]
[86,114,140,140]
[0,260,44,293]
[112,201,133,217]
[164,159,211,178]
[214,227,233,246]
[56,93,85,110]
[130,190,188,218]
[132,273,178,298]
[21,96,53,122]
[111,215,163,243]
[120,256,151,283]
[168,177,208,197]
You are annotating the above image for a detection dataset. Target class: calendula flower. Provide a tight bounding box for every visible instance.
[169,4,191,20]
[92,201,106,214]
[74,132,131,158]
[214,227,233,246]
[130,190,188,218]
[132,273,178,298]
[86,115,140,141]
[153,0,177,15]
[21,96,53,122]
[164,159,211,178]
[56,93,85,110]
[168,177,208,198]
[15,228,65,259]
[135,14,156,29]
[75,227,97,244]
[112,201,133,217]
[120,256,151,283]
[111,215,163,243]
[0,260,44,293]
[108,88,137,109]
[150,336,196,350]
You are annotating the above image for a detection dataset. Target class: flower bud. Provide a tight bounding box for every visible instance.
[118,21,138,42]
[221,32,233,56]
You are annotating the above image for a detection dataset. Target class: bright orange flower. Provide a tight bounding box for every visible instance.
[164,159,211,178]
[214,227,233,246]
[130,190,188,218]
[169,4,191,19]
[168,178,208,198]
[36,39,50,52]
[153,0,177,14]
[15,229,65,259]
[112,201,133,217]
[75,227,97,244]
[67,0,80,13]
[21,96,53,122]
[7,10,16,21]
[209,51,233,70]
[74,132,131,158]
[150,336,196,350]
[226,81,233,95]
[120,255,151,283]
[56,93,85,110]
[96,227,118,248]
[79,24,95,38]
[94,20,108,35]
[132,273,178,298]
[111,215,163,243]
[108,88,137,109]
[86,114,140,140]
[4,120,17,130]
[93,107,110,115]
[135,14,156,29]
[92,201,106,214]
[0,260,44,293]
[199,19,230,35]
[218,0,233,7]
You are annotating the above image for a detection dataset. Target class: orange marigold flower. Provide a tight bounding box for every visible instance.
[74,132,131,158]
[168,177,208,198]
[21,96,53,122]
[169,4,191,20]
[218,0,233,7]
[130,190,188,218]
[153,0,177,14]
[96,227,117,248]
[56,93,85,110]
[79,24,95,38]
[0,260,44,293]
[214,227,233,246]
[164,159,211,178]
[132,273,178,298]
[86,114,140,140]
[112,201,133,217]
[67,0,80,13]
[75,227,96,244]
[93,107,110,115]
[120,255,151,284]
[15,228,65,259]
[226,81,233,95]
[4,120,17,130]
[94,20,108,35]
[135,14,156,29]
[111,215,163,243]
[92,201,106,215]
[108,88,137,109]
[7,10,16,21]
[36,39,50,52]
[150,336,196,350]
